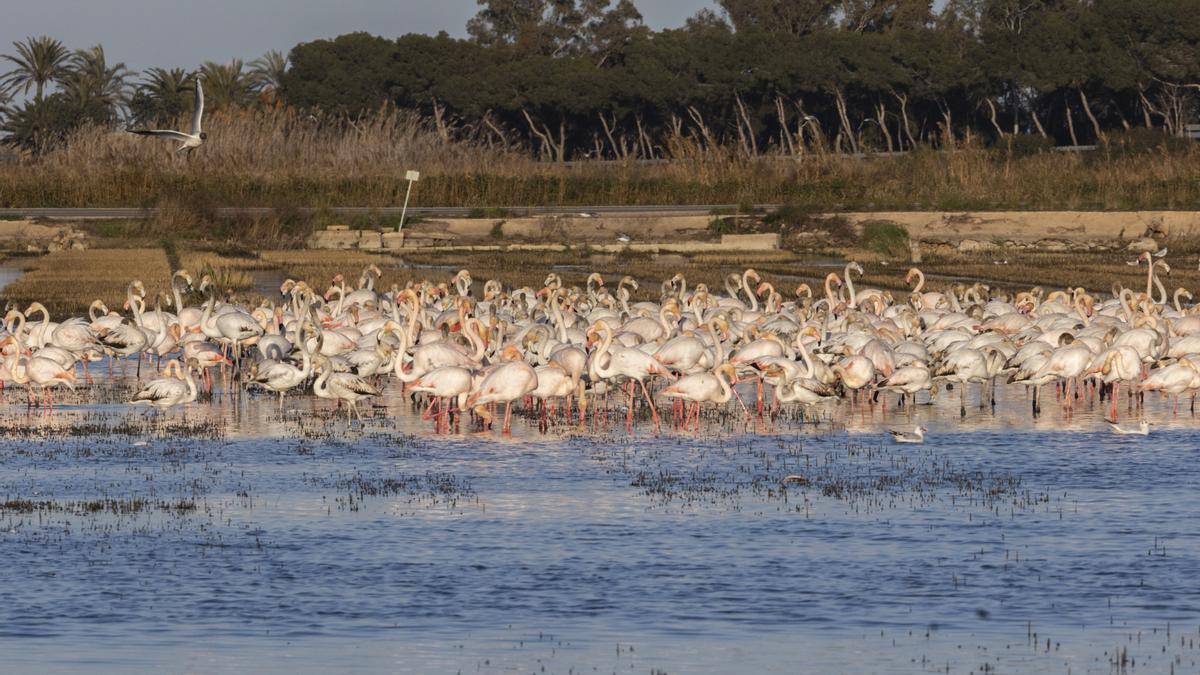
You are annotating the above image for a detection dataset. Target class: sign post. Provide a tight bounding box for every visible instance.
[398,170,420,232]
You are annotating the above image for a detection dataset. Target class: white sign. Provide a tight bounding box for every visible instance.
[405,170,421,181]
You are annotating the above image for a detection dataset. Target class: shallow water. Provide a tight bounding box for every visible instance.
[1,375,1198,673]
[0,256,28,293]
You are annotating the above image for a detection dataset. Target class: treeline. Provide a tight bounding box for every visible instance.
[264,0,1200,159]
[3,0,1200,160]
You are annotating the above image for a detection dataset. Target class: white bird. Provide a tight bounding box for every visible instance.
[130,359,198,409]
[615,233,633,243]
[1108,419,1150,436]
[889,425,927,443]
[1125,259,1141,266]
[1154,248,1168,258]
[128,79,206,153]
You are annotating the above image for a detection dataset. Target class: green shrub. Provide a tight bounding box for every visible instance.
[708,216,740,235]
[861,220,910,257]
[489,221,505,239]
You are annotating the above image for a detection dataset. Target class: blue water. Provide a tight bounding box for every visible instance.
[0,382,1198,673]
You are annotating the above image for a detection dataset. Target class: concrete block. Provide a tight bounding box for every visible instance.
[308,230,360,249]
[358,232,383,250]
[382,232,406,250]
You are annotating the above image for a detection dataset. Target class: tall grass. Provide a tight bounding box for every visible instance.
[2,106,1200,210]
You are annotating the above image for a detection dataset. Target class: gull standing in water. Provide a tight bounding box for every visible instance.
[128,78,206,154]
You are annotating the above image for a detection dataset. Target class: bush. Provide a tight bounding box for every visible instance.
[708,216,741,235]
[860,220,910,257]
[489,221,505,239]
[1106,128,1193,157]
[1000,134,1056,158]
[766,204,854,250]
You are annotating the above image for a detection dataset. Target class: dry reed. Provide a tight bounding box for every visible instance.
[2,106,1200,211]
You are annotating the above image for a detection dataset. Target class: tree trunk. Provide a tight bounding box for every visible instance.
[555,119,567,162]
[1029,107,1047,138]
[775,96,795,156]
[430,97,450,142]
[984,98,1005,140]
[1137,86,1156,128]
[635,114,654,159]
[893,91,916,149]
[874,100,894,153]
[521,108,555,161]
[937,100,954,148]
[734,93,758,156]
[598,112,628,160]
[831,87,858,154]
[481,111,509,148]
[1064,96,1079,146]
[1078,88,1105,143]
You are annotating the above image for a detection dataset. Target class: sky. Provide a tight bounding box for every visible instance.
[3,0,714,75]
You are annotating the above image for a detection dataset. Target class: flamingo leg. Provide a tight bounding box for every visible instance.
[729,384,752,420]
[626,381,635,431]
[638,378,660,430]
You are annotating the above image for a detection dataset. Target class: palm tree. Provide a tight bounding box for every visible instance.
[200,59,256,109]
[61,45,133,115]
[128,66,192,125]
[1,36,70,100]
[250,50,288,98]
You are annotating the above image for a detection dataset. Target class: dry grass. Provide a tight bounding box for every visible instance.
[2,106,1200,211]
[259,250,396,293]
[1,248,171,317]
[0,244,1186,321]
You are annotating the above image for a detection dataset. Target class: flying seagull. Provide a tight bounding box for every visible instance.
[615,232,633,243]
[1108,419,1149,436]
[1154,248,1168,258]
[128,79,206,153]
[889,425,927,444]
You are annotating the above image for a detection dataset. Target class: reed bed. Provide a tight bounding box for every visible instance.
[3,106,1200,211]
[1,248,171,317]
[179,250,280,292]
[259,250,397,293]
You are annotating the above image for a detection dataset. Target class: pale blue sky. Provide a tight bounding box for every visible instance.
[2,0,713,74]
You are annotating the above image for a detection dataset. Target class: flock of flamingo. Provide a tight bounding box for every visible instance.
[0,252,1190,435]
